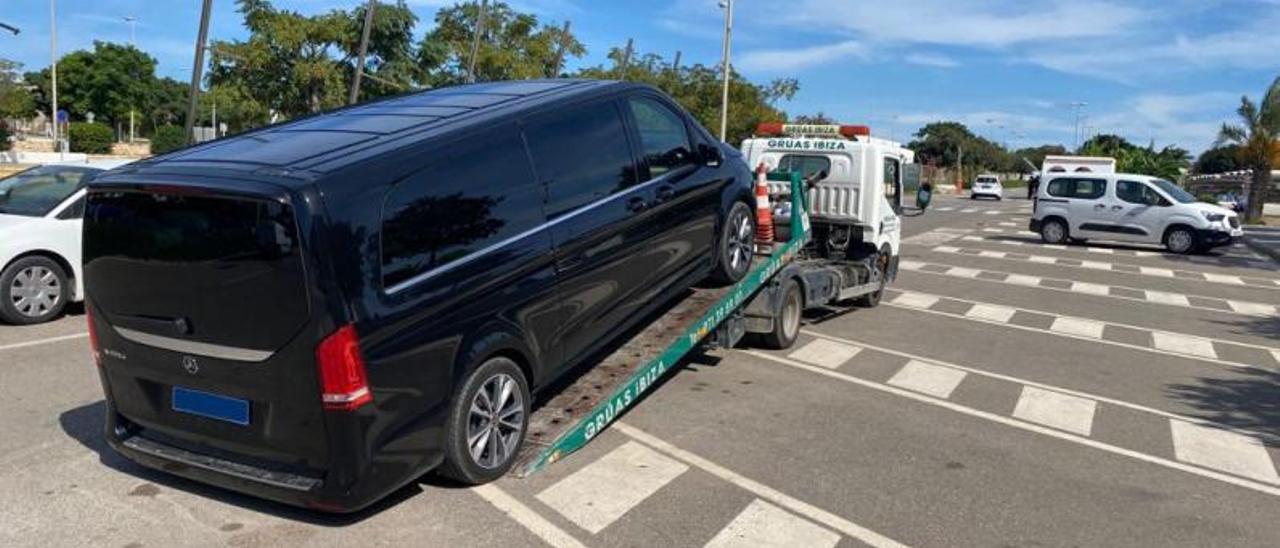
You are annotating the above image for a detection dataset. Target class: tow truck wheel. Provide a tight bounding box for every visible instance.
[855,251,890,308]
[439,356,530,484]
[757,278,802,350]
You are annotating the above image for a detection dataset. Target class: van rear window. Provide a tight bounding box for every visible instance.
[380,126,541,289]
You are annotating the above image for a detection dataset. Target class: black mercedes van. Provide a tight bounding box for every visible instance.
[83,80,755,512]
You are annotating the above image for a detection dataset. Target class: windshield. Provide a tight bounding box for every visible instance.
[0,166,98,217]
[1150,178,1197,204]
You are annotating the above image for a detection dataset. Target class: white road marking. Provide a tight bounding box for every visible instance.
[1027,255,1057,264]
[945,266,982,278]
[1012,386,1098,436]
[0,332,88,353]
[801,330,1280,445]
[1139,266,1175,277]
[1169,421,1280,484]
[934,245,961,253]
[1004,274,1043,286]
[983,210,1001,215]
[892,292,939,309]
[788,339,862,369]
[936,207,956,211]
[744,350,1280,497]
[997,222,1018,227]
[1145,291,1190,307]
[473,484,588,548]
[1151,332,1218,358]
[898,260,926,270]
[615,423,909,548]
[1273,349,1280,367]
[1085,247,1114,254]
[1227,300,1278,316]
[1070,282,1110,296]
[1204,273,1245,285]
[977,250,1007,258]
[886,360,968,399]
[1079,260,1112,270]
[961,207,979,213]
[704,499,840,548]
[964,303,1016,323]
[1050,317,1105,339]
[981,228,1004,233]
[536,441,687,534]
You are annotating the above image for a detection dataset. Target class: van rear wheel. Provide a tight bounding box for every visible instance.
[439,356,530,484]
[1039,218,1068,245]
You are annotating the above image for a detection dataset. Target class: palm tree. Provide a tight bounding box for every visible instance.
[1217,76,1280,223]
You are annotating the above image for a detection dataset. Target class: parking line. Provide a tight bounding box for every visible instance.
[615,423,909,548]
[704,499,840,548]
[880,289,1276,370]
[1152,332,1217,359]
[788,339,862,369]
[0,332,88,353]
[473,484,588,548]
[1012,386,1098,436]
[931,245,1280,288]
[536,441,688,534]
[741,350,1280,498]
[799,330,1280,445]
[886,360,967,398]
[1169,421,1280,485]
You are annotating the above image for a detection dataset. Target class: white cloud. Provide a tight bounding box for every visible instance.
[737,40,867,73]
[904,53,959,68]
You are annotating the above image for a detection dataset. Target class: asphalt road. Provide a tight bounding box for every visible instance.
[3,194,1279,547]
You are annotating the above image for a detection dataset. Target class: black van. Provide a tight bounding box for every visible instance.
[83,80,755,512]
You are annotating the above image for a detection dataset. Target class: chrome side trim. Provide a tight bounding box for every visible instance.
[384,170,685,295]
[114,327,273,362]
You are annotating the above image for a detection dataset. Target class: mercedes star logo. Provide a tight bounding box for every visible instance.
[182,356,199,375]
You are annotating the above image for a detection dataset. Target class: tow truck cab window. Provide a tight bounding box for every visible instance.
[627,97,694,179]
[777,154,831,181]
[1046,177,1106,200]
[524,100,637,218]
[380,125,542,288]
[883,157,901,202]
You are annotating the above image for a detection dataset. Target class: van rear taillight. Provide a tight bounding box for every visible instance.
[87,307,101,367]
[316,325,373,411]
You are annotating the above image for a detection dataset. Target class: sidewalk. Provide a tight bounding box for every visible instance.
[1242,224,1280,262]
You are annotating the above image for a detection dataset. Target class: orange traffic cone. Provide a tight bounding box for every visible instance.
[755,163,774,249]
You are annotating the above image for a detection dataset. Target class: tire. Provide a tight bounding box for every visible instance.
[0,256,70,325]
[708,201,755,285]
[1039,218,1068,245]
[438,356,531,485]
[1165,226,1199,254]
[756,278,802,350]
[855,250,890,308]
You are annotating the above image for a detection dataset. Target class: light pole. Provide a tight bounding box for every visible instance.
[466,0,489,84]
[349,0,376,105]
[50,0,60,157]
[185,0,213,145]
[1068,101,1087,151]
[718,0,733,142]
[125,15,137,142]
[0,22,19,35]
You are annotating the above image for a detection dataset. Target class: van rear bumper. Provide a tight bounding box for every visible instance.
[105,410,442,514]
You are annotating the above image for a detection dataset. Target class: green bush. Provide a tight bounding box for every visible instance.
[68,122,114,154]
[150,125,188,155]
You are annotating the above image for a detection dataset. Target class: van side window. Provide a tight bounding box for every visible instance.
[1046,178,1071,197]
[1046,178,1106,200]
[525,100,637,218]
[381,127,541,289]
[777,154,830,181]
[627,97,693,178]
[1116,180,1160,205]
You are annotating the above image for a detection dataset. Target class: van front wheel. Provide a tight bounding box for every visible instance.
[439,356,530,484]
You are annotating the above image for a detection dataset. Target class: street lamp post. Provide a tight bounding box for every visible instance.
[466,0,489,84]
[1069,101,1087,151]
[718,0,733,142]
[125,15,137,142]
[50,0,60,157]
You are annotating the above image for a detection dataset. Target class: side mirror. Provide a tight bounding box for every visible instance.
[699,142,723,167]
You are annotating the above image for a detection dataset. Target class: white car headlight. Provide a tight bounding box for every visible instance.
[1200,210,1225,222]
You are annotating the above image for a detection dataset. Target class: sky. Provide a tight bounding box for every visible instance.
[2,0,1278,155]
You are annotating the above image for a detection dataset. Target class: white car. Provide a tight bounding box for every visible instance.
[1031,172,1243,254]
[0,164,107,324]
[971,174,1003,200]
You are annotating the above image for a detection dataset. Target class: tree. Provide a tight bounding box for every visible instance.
[1194,145,1241,175]
[24,42,158,134]
[1013,144,1068,173]
[574,47,795,145]
[1217,76,1280,223]
[907,121,1010,179]
[1079,133,1189,181]
[0,59,35,120]
[417,2,584,86]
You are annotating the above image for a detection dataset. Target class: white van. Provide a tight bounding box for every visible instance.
[741,123,908,266]
[1031,172,1242,253]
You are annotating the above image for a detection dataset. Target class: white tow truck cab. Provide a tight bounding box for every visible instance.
[741,123,911,266]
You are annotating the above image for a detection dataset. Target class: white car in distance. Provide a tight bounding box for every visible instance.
[0,164,109,324]
[971,174,1003,200]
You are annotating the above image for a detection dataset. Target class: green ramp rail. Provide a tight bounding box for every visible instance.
[517,171,811,476]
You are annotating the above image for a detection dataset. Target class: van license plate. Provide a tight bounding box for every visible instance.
[172,387,250,426]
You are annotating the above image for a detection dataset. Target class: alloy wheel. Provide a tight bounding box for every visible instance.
[728,208,754,274]
[10,266,62,318]
[466,373,525,469]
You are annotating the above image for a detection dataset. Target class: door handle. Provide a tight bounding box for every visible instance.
[1111,205,1124,211]
[626,196,647,213]
[1093,204,1106,210]
[655,185,676,202]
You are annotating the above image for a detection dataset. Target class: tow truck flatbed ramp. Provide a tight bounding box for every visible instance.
[513,172,810,477]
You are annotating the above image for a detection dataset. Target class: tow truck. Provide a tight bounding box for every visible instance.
[516,123,908,476]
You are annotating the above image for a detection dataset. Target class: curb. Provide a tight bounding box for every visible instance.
[1242,233,1280,264]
